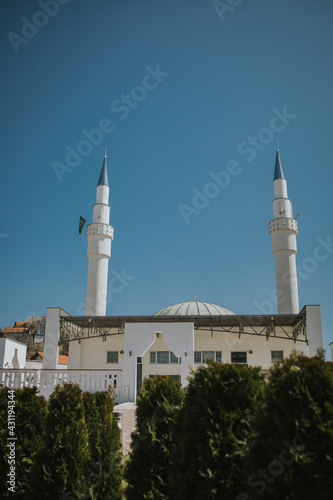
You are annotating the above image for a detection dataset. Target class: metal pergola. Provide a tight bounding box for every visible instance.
[59,311,307,345]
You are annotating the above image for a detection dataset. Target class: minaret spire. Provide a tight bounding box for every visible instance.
[273,139,286,181]
[269,145,299,314]
[97,146,109,187]
[86,150,114,316]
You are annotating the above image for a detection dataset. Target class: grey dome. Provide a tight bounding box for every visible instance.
[154,301,235,317]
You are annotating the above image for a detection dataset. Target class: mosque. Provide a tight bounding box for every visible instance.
[42,146,323,402]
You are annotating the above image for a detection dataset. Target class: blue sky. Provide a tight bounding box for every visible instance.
[1,0,332,354]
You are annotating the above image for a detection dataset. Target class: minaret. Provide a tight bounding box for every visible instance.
[86,148,114,316]
[268,141,299,314]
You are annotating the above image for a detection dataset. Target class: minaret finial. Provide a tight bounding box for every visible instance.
[105,145,107,157]
[276,138,279,150]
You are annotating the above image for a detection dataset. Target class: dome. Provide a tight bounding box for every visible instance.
[154,301,235,317]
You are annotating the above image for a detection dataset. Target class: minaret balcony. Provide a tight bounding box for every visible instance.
[268,217,298,236]
[87,223,114,239]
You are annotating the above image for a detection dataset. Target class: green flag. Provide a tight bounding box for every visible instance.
[79,216,86,234]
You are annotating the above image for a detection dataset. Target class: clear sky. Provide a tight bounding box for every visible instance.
[1,0,332,353]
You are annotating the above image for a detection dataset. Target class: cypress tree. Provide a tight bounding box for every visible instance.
[243,352,333,500]
[83,390,123,500]
[33,383,89,499]
[174,361,264,500]
[0,387,47,499]
[125,376,184,500]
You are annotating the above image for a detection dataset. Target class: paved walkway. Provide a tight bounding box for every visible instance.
[114,402,137,454]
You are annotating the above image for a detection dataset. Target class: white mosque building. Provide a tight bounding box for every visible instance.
[41,146,323,402]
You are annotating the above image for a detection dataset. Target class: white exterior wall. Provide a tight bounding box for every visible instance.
[141,334,182,381]
[272,197,292,218]
[87,236,111,257]
[96,185,109,207]
[25,360,43,370]
[274,251,299,314]
[68,332,124,370]
[304,305,323,356]
[86,256,110,316]
[43,308,70,369]
[273,178,288,199]
[93,203,110,223]
[69,324,308,375]
[123,323,194,402]
[194,330,307,369]
[26,360,68,370]
[0,338,26,369]
[68,340,81,369]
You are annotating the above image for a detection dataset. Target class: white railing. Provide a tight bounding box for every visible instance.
[0,369,40,389]
[0,369,129,402]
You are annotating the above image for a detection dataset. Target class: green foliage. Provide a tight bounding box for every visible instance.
[83,390,123,500]
[243,352,333,500]
[174,361,264,500]
[0,387,47,499]
[33,383,90,499]
[0,385,123,499]
[125,376,184,500]
[1,352,332,499]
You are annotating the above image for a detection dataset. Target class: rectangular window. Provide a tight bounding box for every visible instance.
[231,352,247,364]
[157,351,169,364]
[137,357,143,392]
[150,351,156,364]
[169,375,181,382]
[194,351,202,364]
[202,351,215,363]
[170,352,179,364]
[271,350,283,363]
[107,351,118,364]
[216,351,222,363]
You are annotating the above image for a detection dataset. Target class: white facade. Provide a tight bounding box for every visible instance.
[26,359,67,370]
[59,303,323,402]
[0,338,26,369]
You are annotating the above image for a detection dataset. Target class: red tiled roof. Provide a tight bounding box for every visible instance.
[13,321,38,332]
[37,352,68,364]
[2,328,27,333]
[58,355,69,364]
